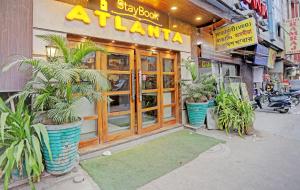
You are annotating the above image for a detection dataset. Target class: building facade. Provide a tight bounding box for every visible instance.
[0,0,296,148]
[0,0,226,148]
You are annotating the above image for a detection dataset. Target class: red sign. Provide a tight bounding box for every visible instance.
[243,0,268,19]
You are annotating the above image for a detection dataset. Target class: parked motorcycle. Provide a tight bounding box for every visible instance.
[254,91,292,113]
[281,90,300,106]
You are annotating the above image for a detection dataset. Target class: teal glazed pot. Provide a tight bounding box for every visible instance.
[208,99,216,108]
[42,119,82,175]
[186,102,209,127]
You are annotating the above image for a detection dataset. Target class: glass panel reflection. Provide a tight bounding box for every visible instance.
[80,119,97,141]
[108,114,130,133]
[141,56,157,71]
[108,74,130,91]
[142,110,158,127]
[163,58,174,72]
[142,74,157,89]
[82,52,96,69]
[164,107,175,120]
[142,93,157,108]
[107,53,130,71]
[108,95,130,113]
[163,92,175,105]
[163,75,175,88]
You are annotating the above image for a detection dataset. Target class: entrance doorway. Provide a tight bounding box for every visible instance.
[79,45,179,145]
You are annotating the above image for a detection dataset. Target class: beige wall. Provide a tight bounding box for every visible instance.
[33,0,191,53]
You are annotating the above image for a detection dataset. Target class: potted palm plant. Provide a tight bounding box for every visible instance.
[0,96,52,190]
[182,58,216,127]
[4,35,109,175]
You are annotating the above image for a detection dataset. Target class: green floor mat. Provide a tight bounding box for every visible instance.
[81,130,224,190]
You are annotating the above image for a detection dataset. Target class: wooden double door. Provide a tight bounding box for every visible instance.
[80,46,179,145]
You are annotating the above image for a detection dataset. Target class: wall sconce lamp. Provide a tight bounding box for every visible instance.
[45,45,58,61]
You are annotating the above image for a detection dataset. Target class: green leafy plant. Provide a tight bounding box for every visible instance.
[4,35,109,124]
[182,57,216,103]
[0,96,52,190]
[182,73,217,103]
[215,89,254,136]
[182,57,197,81]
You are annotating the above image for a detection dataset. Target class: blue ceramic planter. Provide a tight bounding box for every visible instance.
[186,102,209,127]
[42,120,82,175]
[208,99,216,108]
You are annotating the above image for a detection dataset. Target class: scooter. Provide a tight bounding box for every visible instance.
[254,92,292,113]
[281,90,300,106]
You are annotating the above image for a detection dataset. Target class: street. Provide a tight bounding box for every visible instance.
[140,106,300,190]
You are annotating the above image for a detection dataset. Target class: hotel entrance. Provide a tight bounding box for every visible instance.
[93,45,179,143]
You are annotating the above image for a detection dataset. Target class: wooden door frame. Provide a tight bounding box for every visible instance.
[100,46,135,142]
[136,49,162,134]
[159,52,179,126]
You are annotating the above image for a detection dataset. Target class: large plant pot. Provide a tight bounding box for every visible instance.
[41,119,82,175]
[186,102,209,127]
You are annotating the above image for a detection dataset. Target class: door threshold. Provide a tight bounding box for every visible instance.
[79,125,183,161]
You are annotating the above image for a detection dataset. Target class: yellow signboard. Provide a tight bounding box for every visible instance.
[65,0,183,44]
[213,18,258,52]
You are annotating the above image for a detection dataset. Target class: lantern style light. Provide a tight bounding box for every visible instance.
[45,45,58,60]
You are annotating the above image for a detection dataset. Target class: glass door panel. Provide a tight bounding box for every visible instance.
[101,47,135,142]
[160,53,178,125]
[136,50,161,134]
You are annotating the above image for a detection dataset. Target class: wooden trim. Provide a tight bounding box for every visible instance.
[108,110,131,116]
[142,89,158,93]
[106,70,131,74]
[79,137,98,148]
[96,51,104,144]
[160,52,179,128]
[162,72,175,75]
[163,103,176,108]
[105,91,130,95]
[163,119,177,126]
[106,130,133,142]
[83,115,98,120]
[101,46,135,143]
[136,49,161,134]
[142,106,158,112]
[142,71,157,75]
[163,88,175,92]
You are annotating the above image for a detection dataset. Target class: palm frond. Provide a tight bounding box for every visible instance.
[36,34,70,63]
[70,40,106,66]
[79,69,110,91]
[47,101,79,124]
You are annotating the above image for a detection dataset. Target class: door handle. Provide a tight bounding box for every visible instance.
[139,69,142,102]
[131,70,135,101]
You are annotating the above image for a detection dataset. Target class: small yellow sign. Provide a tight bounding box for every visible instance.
[213,18,258,52]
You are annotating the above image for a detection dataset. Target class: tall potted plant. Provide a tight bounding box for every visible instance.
[0,96,52,190]
[215,89,255,136]
[182,58,216,127]
[4,35,109,175]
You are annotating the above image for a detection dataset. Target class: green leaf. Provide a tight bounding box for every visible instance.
[14,140,24,167]
[32,124,41,142]
[37,34,70,63]
[39,125,52,160]
[32,136,43,172]
[0,112,9,142]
